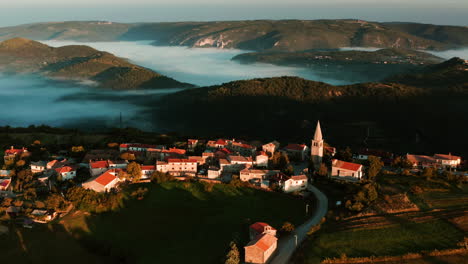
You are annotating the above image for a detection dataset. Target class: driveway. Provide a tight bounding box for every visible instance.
[270,184,328,264]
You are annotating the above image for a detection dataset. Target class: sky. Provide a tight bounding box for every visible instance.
[0,1,467,26]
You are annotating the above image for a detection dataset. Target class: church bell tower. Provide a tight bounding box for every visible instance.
[311,120,324,169]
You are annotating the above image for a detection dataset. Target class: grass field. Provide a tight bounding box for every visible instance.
[1,181,311,264]
[293,173,467,264]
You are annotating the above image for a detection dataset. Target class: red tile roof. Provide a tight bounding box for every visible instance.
[5,148,25,155]
[215,139,228,145]
[141,165,156,170]
[162,148,186,155]
[285,144,307,151]
[167,159,197,163]
[332,159,362,172]
[246,233,278,252]
[434,154,461,161]
[0,179,10,188]
[55,166,76,174]
[90,160,109,169]
[250,222,276,234]
[95,170,118,186]
[291,175,308,181]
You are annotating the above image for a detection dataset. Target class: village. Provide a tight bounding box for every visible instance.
[0,121,465,264]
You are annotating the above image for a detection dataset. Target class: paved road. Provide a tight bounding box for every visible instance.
[270,184,328,264]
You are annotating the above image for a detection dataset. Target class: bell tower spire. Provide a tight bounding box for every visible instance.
[311,120,324,169]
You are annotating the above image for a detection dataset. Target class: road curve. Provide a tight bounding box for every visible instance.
[270,184,328,264]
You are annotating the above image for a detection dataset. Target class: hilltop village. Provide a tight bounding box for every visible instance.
[0,122,466,264]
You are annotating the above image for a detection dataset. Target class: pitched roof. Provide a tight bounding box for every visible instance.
[162,148,186,155]
[141,165,156,170]
[406,154,436,163]
[434,154,461,161]
[55,166,76,174]
[314,120,323,141]
[90,160,109,169]
[31,161,47,167]
[94,170,119,186]
[167,159,197,163]
[285,144,307,151]
[291,175,308,181]
[5,147,26,155]
[332,159,362,172]
[245,233,278,252]
[250,222,276,233]
[215,139,228,145]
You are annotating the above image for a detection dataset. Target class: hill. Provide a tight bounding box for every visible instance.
[154,60,468,156]
[232,48,445,82]
[0,38,193,90]
[1,20,468,51]
[1,182,309,264]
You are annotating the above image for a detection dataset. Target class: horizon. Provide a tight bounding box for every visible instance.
[1,3,467,27]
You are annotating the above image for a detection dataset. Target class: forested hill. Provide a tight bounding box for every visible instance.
[154,60,468,157]
[1,20,468,51]
[0,38,193,90]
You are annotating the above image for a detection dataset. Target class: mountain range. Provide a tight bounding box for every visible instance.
[1,20,468,51]
[0,38,193,90]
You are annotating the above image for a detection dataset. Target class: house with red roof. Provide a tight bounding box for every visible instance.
[187,139,199,151]
[406,154,437,168]
[141,165,156,179]
[82,169,122,192]
[331,159,364,181]
[284,144,309,161]
[434,154,462,168]
[89,160,109,177]
[4,146,28,162]
[55,165,77,180]
[249,222,277,240]
[228,141,257,157]
[245,222,278,264]
[0,178,11,191]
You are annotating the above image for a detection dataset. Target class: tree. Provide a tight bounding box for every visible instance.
[336,147,353,162]
[422,167,436,180]
[23,188,37,200]
[120,152,136,161]
[14,169,34,192]
[71,146,85,153]
[367,156,383,181]
[392,156,412,169]
[126,162,142,183]
[151,171,175,184]
[281,221,295,233]
[225,241,240,264]
[317,163,328,178]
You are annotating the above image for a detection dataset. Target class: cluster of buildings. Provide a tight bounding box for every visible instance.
[406,153,462,169]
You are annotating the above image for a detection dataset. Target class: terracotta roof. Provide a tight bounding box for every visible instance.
[119,144,129,148]
[0,179,10,188]
[285,144,307,151]
[246,233,278,252]
[406,154,436,164]
[434,154,461,161]
[55,166,76,174]
[141,165,156,170]
[95,170,119,186]
[228,155,252,163]
[215,139,228,145]
[167,159,197,163]
[5,148,26,155]
[250,222,275,233]
[162,148,186,155]
[332,159,362,172]
[291,175,308,181]
[218,148,233,154]
[90,160,109,169]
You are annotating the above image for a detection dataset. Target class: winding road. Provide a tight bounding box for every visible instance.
[270,184,328,264]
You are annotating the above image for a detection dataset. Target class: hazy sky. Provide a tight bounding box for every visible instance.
[0,1,467,26]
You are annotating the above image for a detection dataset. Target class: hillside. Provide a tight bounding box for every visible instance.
[1,20,468,51]
[232,48,445,82]
[154,62,468,156]
[0,38,193,90]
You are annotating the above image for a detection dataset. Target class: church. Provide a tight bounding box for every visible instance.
[311,121,324,170]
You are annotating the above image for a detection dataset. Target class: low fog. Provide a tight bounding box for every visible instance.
[0,75,171,130]
[42,41,350,86]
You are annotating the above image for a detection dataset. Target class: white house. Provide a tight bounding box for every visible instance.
[156,159,197,176]
[55,166,77,180]
[30,161,47,173]
[240,169,279,182]
[284,144,309,161]
[207,166,222,179]
[283,175,308,193]
[262,141,280,156]
[331,159,364,181]
[255,152,269,168]
[89,160,109,177]
[82,169,121,192]
[141,165,156,179]
[434,154,462,168]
